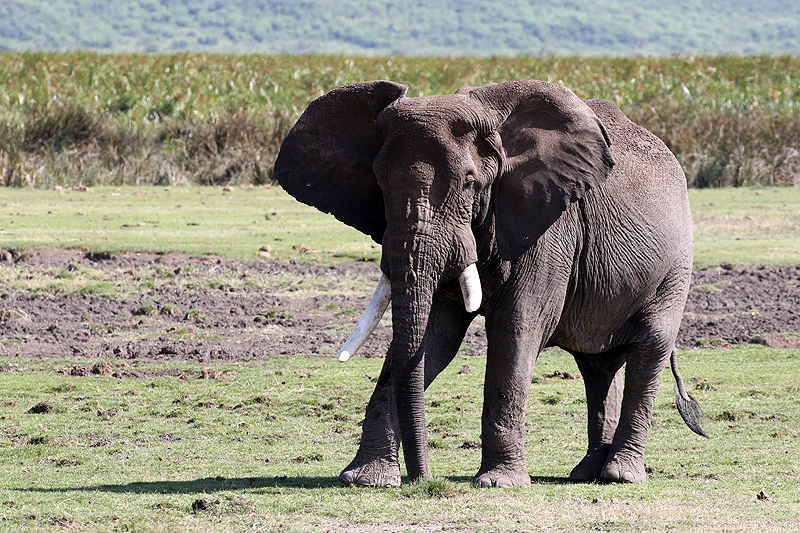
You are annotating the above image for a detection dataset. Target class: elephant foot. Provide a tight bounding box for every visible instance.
[339,454,401,488]
[600,451,646,483]
[569,443,612,482]
[472,463,531,488]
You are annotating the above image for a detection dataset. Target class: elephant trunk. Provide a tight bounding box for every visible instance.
[341,218,480,481]
[384,233,438,482]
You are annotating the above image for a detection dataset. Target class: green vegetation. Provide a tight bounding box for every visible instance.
[2,0,800,56]
[2,185,799,267]
[1,53,799,189]
[0,186,378,262]
[0,347,797,532]
[690,187,800,267]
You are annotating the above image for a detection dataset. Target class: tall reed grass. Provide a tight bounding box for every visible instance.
[1,52,799,187]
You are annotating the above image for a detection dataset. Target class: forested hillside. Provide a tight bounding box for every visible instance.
[2,0,800,56]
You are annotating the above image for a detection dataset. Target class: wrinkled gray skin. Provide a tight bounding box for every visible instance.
[274,80,705,488]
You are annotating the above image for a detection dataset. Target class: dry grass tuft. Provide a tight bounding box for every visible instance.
[629,104,800,188]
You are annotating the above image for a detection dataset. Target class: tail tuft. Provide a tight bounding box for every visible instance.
[674,384,709,438]
[670,350,709,438]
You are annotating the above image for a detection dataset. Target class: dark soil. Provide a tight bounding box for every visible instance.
[678,263,800,349]
[2,249,799,363]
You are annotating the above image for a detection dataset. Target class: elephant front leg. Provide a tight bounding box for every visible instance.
[340,291,473,487]
[569,351,624,482]
[473,328,536,488]
[339,360,402,487]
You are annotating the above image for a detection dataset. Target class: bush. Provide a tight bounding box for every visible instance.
[629,104,800,187]
[2,52,799,189]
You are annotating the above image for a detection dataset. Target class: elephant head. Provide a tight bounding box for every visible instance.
[274,80,614,481]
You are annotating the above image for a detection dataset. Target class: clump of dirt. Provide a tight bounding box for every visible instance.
[27,402,56,414]
[1,249,798,364]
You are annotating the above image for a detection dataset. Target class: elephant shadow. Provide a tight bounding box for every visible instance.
[446,475,571,486]
[15,476,342,494]
[18,474,574,494]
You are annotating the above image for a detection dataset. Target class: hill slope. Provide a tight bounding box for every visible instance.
[2,0,800,56]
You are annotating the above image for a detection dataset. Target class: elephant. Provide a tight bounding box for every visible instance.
[274,79,706,487]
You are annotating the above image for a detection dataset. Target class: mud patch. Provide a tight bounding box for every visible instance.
[678,264,800,348]
[1,249,799,363]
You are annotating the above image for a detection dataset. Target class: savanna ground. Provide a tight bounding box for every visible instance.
[0,186,799,532]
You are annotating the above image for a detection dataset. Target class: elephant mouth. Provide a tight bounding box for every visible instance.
[337,264,482,362]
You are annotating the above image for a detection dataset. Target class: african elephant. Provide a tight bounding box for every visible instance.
[274,79,706,487]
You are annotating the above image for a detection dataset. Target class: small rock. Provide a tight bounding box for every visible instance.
[69,365,90,376]
[543,370,580,380]
[258,245,272,259]
[92,361,112,375]
[191,498,211,513]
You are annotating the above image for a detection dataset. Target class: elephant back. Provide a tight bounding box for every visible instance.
[584,99,685,189]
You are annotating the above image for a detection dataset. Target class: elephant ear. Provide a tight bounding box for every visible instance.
[274,80,408,243]
[468,80,615,261]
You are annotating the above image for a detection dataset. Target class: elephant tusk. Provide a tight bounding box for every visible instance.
[459,263,482,313]
[338,274,392,362]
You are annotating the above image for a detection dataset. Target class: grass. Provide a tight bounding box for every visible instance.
[690,187,800,267]
[0,347,798,532]
[2,185,800,267]
[1,52,800,188]
[0,185,380,263]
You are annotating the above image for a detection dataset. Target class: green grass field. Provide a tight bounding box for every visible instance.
[0,348,798,532]
[3,185,800,266]
[0,186,379,263]
[1,186,799,532]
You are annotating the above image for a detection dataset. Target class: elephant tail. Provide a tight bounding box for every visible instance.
[670,350,709,438]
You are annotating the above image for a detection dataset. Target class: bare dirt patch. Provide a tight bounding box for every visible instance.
[678,263,800,348]
[2,249,799,364]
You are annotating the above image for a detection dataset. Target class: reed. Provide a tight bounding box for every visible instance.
[2,52,799,188]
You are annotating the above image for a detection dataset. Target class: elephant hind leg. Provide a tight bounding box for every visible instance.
[569,350,625,482]
[600,342,673,484]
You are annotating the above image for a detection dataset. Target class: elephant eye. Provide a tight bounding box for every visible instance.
[462,177,480,202]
